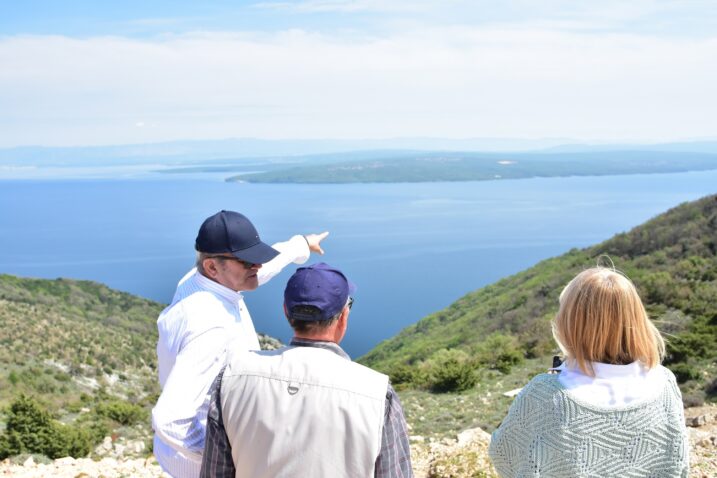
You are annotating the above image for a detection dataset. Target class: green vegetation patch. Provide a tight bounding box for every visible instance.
[364,194,717,409]
[0,275,164,460]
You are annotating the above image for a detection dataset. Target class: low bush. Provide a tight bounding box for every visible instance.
[94,400,146,426]
[0,395,96,459]
[669,363,701,384]
[387,363,419,388]
[474,333,524,374]
[421,349,478,393]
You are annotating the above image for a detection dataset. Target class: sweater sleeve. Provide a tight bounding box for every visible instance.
[664,368,690,478]
[489,387,527,477]
[488,375,555,478]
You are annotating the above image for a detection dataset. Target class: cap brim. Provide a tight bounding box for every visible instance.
[347,279,357,295]
[232,241,280,264]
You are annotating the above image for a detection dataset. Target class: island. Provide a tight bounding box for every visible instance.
[225,150,717,183]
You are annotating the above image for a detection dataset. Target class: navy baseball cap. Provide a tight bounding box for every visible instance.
[284,263,357,321]
[195,210,280,264]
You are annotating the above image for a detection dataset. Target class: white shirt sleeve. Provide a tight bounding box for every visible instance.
[257,235,311,286]
[152,326,228,462]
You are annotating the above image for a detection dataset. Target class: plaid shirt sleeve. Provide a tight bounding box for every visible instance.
[200,367,235,478]
[374,384,414,478]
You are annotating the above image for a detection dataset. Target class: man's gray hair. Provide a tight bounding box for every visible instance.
[196,251,212,275]
[288,306,342,334]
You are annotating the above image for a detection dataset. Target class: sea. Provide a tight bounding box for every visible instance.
[1,170,715,357]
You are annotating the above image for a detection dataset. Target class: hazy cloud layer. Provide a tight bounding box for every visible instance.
[1,17,716,146]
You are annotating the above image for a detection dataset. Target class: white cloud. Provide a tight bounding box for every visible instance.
[0,24,715,147]
[255,0,429,14]
[256,0,717,36]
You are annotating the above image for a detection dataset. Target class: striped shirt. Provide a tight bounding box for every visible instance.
[200,339,414,478]
[152,235,310,478]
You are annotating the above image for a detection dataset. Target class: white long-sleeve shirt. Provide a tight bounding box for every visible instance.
[152,235,310,478]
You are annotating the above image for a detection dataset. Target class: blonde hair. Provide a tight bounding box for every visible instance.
[552,267,665,376]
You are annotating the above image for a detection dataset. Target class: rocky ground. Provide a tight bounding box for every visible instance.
[684,404,717,478]
[0,456,168,478]
[2,405,715,477]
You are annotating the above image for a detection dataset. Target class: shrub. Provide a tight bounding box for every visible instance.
[669,363,700,384]
[706,377,717,398]
[387,363,419,388]
[94,400,146,426]
[474,333,524,374]
[0,394,94,459]
[422,349,478,393]
[682,390,705,408]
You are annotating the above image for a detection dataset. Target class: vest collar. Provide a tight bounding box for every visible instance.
[289,338,351,360]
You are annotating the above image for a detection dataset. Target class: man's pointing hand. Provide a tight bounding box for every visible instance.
[304,231,329,255]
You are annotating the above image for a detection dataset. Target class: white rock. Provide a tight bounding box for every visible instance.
[100,456,118,469]
[114,443,126,457]
[503,387,522,398]
[688,414,708,427]
[95,435,113,455]
[688,428,713,447]
[409,435,425,443]
[129,440,146,453]
[457,427,491,446]
[697,436,715,448]
[22,456,34,467]
[54,456,75,465]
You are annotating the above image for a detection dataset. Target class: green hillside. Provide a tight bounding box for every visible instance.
[0,274,286,460]
[0,276,163,408]
[0,276,164,459]
[361,194,717,406]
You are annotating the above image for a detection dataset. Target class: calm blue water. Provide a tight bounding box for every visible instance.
[1,171,715,357]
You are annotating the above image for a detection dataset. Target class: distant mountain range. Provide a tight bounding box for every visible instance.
[2,137,717,168]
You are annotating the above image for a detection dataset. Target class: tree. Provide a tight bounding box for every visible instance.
[0,395,93,459]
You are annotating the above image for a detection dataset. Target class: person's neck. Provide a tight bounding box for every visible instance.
[293,333,340,344]
[197,270,241,292]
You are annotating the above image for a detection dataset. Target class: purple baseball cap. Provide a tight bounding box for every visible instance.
[284,263,357,321]
[195,210,279,264]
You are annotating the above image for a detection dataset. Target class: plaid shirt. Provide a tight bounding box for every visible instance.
[200,338,413,478]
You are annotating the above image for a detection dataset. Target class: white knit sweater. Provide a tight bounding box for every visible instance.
[489,366,689,478]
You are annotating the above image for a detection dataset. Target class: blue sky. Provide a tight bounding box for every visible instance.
[1,1,716,147]
[3,1,716,38]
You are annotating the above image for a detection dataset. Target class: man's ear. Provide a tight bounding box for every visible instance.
[203,257,219,278]
[283,303,289,319]
[334,306,349,343]
[339,306,349,329]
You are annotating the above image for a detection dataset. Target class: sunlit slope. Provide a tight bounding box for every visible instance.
[361,194,717,398]
[0,275,163,407]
